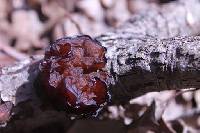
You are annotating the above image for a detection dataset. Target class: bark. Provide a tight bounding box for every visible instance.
[98,35,200,103]
[0,55,42,105]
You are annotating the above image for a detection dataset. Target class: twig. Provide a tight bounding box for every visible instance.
[98,35,200,103]
[0,44,29,61]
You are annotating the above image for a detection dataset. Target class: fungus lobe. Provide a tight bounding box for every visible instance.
[39,35,110,116]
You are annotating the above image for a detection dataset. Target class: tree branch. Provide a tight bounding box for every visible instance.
[1,0,200,105]
[98,35,200,103]
[0,55,43,105]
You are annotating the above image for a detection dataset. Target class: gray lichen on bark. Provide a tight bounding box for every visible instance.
[0,56,42,105]
[98,35,200,103]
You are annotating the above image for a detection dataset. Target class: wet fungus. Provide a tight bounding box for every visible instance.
[39,35,110,116]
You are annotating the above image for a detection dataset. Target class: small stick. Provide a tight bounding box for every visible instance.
[0,44,29,61]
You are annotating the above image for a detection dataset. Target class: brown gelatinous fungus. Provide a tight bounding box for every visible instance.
[39,35,110,116]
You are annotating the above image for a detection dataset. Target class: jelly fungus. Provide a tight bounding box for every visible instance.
[39,35,109,116]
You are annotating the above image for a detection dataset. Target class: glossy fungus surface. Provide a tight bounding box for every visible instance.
[39,35,109,116]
